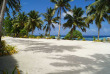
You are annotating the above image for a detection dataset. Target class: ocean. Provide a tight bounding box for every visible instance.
[59,35,110,41]
[35,35,110,41]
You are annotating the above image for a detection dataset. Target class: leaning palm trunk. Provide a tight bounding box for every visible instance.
[58,7,61,39]
[98,28,100,40]
[0,0,7,49]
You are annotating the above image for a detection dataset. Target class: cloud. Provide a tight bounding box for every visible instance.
[62,11,73,17]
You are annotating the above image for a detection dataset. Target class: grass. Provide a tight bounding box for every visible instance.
[1,66,21,74]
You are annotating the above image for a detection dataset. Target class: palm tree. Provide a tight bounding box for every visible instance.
[27,10,43,35]
[0,0,20,14]
[86,5,110,40]
[63,6,87,39]
[12,12,28,36]
[0,0,20,49]
[50,0,73,39]
[42,7,59,36]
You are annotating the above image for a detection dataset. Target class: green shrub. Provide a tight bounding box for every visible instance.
[82,38,86,41]
[95,40,101,42]
[23,35,28,38]
[29,35,36,38]
[64,30,83,40]
[50,36,55,39]
[77,37,81,40]
[107,38,110,42]
[39,34,44,38]
[103,38,106,42]
[93,36,96,41]
[1,66,20,74]
[0,40,17,56]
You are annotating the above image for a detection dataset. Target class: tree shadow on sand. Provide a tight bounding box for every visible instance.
[23,42,82,53]
[12,38,83,53]
[48,54,110,74]
[0,55,23,74]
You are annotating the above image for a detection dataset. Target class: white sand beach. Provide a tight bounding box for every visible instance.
[0,37,110,74]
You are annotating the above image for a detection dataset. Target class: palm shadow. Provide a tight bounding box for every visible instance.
[0,55,23,74]
[12,38,82,53]
[48,54,110,74]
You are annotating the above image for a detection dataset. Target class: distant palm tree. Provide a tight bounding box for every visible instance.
[86,4,110,40]
[0,0,20,49]
[27,10,43,35]
[63,6,87,39]
[42,7,59,36]
[50,0,73,39]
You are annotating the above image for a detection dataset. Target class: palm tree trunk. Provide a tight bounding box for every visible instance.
[70,26,76,40]
[49,26,50,37]
[32,30,34,35]
[0,0,7,49]
[58,7,61,39]
[98,28,100,40]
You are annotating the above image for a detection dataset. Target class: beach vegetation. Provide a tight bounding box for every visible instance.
[42,7,59,37]
[51,0,73,39]
[107,38,110,42]
[77,37,81,40]
[82,38,86,41]
[103,38,106,42]
[0,0,21,49]
[1,66,21,74]
[0,40,17,56]
[29,35,36,38]
[50,36,56,39]
[86,0,110,40]
[26,10,43,35]
[63,6,87,39]
[64,30,83,40]
[93,36,96,41]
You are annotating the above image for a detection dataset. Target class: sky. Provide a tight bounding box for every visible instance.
[20,0,110,36]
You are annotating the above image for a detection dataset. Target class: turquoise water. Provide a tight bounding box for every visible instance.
[60,35,110,41]
[35,35,110,41]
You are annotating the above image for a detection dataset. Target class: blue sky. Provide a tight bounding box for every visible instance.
[20,0,110,36]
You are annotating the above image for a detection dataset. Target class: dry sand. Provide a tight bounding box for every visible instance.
[0,37,110,74]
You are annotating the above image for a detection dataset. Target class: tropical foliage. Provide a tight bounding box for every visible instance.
[0,40,17,56]
[63,6,87,39]
[64,30,83,40]
[42,7,59,36]
[86,0,110,40]
[51,0,73,39]
[0,0,20,49]
[26,10,43,35]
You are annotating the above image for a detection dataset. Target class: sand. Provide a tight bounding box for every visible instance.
[0,37,110,74]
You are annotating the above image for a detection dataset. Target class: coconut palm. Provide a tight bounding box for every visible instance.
[0,0,20,49]
[27,10,43,35]
[12,12,28,36]
[86,5,110,40]
[0,0,20,16]
[50,0,73,39]
[63,6,87,39]
[42,7,59,36]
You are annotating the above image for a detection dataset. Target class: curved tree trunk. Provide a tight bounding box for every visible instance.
[70,26,76,40]
[58,7,61,39]
[98,28,100,40]
[0,0,7,49]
